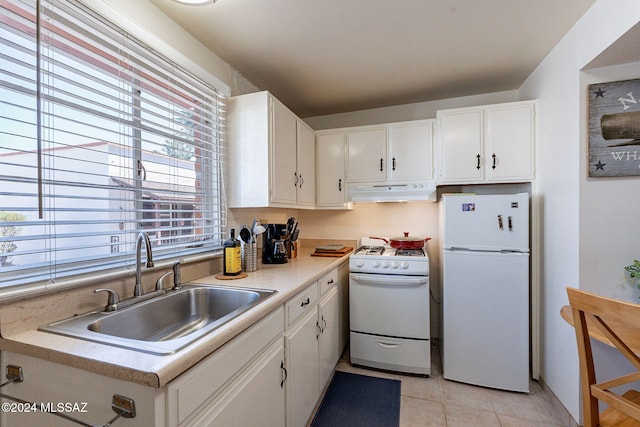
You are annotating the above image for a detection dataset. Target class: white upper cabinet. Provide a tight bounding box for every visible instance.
[437,108,484,183]
[387,120,434,182]
[346,126,387,182]
[296,120,316,207]
[227,91,316,208]
[316,131,350,209]
[437,100,536,184]
[270,98,298,205]
[345,120,434,183]
[484,102,535,182]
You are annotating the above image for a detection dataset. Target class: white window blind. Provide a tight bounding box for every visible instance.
[0,0,227,290]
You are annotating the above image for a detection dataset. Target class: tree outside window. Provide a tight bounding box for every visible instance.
[0,212,26,267]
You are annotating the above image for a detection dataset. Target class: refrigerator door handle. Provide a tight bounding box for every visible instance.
[446,248,529,253]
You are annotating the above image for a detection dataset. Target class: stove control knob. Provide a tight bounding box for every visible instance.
[373,260,381,268]
[356,260,364,268]
[383,261,390,268]
[401,261,410,269]
[391,261,399,269]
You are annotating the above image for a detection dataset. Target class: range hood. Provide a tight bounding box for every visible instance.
[347,181,437,203]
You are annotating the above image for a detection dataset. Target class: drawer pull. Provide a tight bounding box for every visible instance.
[327,279,334,285]
[300,298,310,307]
[376,341,400,349]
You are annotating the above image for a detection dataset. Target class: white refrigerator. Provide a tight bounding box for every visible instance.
[441,193,530,392]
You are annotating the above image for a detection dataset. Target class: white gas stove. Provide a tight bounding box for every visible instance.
[349,236,431,376]
[349,237,429,276]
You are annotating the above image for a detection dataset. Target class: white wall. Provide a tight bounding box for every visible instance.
[519,0,640,420]
[579,62,640,300]
[91,0,259,96]
[305,91,518,129]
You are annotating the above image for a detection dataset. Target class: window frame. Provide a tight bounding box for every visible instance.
[0,0,228,296]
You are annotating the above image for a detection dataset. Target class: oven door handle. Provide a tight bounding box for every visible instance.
[350,273,428,286]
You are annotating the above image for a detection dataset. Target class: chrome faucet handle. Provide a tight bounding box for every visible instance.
[94,288,120,312]
[172,259,183,290]
[155,271,172,292]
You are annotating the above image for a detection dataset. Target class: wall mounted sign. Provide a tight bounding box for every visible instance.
[588,78,640,177]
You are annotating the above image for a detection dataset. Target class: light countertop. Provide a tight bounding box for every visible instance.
[0,247,352,388]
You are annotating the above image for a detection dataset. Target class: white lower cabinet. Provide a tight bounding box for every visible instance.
[285,307,321,427]
[284,278,347,427]
[336,262,350,353]
[185,340,285,427]
[318,262,349,353]
[318,287,340,389]
[166,307,284,426]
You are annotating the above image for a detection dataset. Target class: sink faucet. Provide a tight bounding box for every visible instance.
[134,231,154,297]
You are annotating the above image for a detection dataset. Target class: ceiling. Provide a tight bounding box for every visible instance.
[150,0,596,118]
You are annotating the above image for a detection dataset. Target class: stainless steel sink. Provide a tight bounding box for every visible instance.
[39,285,277,355]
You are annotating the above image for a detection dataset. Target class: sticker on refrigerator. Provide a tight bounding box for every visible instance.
[462,203,475,212]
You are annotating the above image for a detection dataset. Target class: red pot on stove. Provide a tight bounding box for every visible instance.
[369,233,431,249]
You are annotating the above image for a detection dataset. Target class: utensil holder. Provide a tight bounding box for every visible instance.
[286,240,298,259]
[243,242,258,272]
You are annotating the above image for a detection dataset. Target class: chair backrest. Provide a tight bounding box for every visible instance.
[566,287,640,426]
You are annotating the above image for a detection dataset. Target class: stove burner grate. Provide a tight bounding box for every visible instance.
[395,248,426,257]
[355,245,386,256]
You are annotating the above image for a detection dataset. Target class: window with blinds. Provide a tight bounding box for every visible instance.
[0,0,227,291]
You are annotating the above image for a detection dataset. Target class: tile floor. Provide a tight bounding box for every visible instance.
[332,341,577,427]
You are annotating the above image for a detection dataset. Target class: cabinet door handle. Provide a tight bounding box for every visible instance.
[476,154,481,170]
[338,178,342,192]
[316,321,322,339]
[492,153,497,170]
[300,298,310,307]
[379,158,384,172]
[293,172,298,186]
[392,157,396,171]
[280,361,287,388]
[299,174,304,188]
[322,317,327,332]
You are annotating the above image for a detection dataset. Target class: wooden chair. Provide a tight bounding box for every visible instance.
[566,287,640,426]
